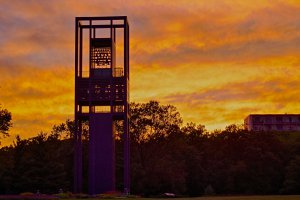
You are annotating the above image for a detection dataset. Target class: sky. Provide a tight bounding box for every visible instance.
[1,0,300,146]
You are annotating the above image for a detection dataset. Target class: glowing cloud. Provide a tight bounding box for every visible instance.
[1,0,300,145]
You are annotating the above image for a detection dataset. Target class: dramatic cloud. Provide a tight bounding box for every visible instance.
[1,0,300,145]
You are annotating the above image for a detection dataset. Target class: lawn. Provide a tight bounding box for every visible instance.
[69,196,300,200]
[167,196,300,200]
[1,195,300,200]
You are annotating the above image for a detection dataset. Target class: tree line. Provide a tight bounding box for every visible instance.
[0,101,299,195]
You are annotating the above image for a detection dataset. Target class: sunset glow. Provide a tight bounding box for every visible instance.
[1,0,300,145]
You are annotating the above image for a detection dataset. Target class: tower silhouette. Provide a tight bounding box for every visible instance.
[74,16,130,195]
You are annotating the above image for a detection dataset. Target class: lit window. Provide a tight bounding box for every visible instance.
[94,106,111,113]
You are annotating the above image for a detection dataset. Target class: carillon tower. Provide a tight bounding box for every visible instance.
[74,16,130,195]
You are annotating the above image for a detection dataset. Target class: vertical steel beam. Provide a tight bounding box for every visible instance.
[74,18,83,194]
[74,18,79,193]
[123,18,130,194]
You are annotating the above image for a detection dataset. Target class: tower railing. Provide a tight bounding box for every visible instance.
[79,69,124,78]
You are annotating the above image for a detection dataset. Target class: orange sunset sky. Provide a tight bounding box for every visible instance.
[1,0,300,146]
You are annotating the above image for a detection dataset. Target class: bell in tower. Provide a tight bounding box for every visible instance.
[91,38,114,77]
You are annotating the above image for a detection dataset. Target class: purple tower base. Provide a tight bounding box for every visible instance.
[89,114,115,194]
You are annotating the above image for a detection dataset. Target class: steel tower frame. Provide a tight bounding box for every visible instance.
[74,16,130,195]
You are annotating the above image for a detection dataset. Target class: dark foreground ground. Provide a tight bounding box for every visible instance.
[1,195,300,200]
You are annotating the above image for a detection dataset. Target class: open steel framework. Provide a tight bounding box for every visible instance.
[74,16,130,195]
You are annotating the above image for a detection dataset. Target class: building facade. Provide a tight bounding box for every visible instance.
[244,114,300,132]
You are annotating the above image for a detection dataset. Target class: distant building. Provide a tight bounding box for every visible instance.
[244,114,300,131]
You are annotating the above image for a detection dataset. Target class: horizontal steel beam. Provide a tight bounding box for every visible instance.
[79,24,125,29]
[76,16,127,21]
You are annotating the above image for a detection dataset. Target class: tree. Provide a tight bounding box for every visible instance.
[130,101,185,195]
[281,155,300,194]
[51,119,75,139]
[0,106,12,138]
[181,123,207,196]
[130,101,182,143]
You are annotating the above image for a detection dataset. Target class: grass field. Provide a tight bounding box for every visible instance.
[184,196,300,200]
[68,196,300,200]
[1,195,299,200]
[163,196,300,200]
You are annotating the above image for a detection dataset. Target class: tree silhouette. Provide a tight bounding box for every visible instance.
[0,101,300,195]
[0,106,12,139]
